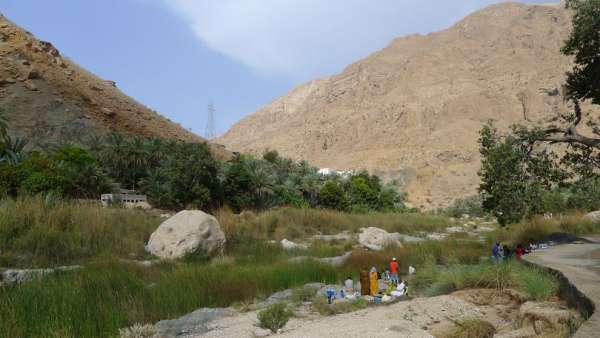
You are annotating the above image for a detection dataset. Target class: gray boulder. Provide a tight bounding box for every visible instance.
[1,266,81,285]
[583,211,600,223]
[146,210,226,259]
[358,227,403,251]
[155,308,236,337]
[280,238,307,250]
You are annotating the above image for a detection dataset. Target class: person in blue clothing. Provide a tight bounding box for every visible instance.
[492,242,501,263]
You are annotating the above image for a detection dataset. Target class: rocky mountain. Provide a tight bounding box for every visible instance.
[0,13,228,157]
[218,2,600,209]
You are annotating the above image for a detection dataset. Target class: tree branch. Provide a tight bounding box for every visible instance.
[538,100,600,149]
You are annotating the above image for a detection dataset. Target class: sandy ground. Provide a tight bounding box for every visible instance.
[195,289,524,338]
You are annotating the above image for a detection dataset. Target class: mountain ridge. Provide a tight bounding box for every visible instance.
[0,13,228,158]
[217,1,599,209]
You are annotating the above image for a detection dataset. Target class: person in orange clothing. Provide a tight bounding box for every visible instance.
[369,267,379,296]
[389,257,399,286]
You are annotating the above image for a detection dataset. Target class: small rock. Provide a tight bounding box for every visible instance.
[27,69,40,79]
[281,238,307,250]
[101,108,116,117]
[24,80,37,91]
[104,80,117,87]
[0,24,8,29]
[89,84,103,91]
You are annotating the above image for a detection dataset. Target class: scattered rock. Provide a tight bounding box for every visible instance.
[446,226,466,233]
[104,80,117,87]
[155,308,237,337]
[265,289,294,305]
[281,238,307,250]
[427,233,449,241]
[24,80,37,91]
[0,77,16,86]
[101,108,116,117]
[146,210,226,260]
[26,69,40,79]
[358,227,403,251]
[1,266,82,285]
[312,231,355,242]
[0,24,8,29]
[289,252,352,267]
[89,84,103,91]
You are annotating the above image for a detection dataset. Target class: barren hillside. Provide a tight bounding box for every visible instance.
[218,2,600,209]
[0,13,228,157]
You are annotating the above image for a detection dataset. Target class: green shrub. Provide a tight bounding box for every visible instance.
[444,195,486,218]
[447,318,496,338]
[257,303,293,333]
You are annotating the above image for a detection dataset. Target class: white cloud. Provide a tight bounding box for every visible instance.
[164,0,556,80]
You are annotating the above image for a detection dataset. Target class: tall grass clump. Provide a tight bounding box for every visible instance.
[415,261,558,301]
[0,196,160,267]
[504,212,600,246]
[446,318,496,338]
[0,260,337,338]
[219,207,454,242]
[257,303,293,333]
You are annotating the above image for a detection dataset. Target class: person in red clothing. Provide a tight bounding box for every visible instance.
[389,257,399,285]
[515,244,526,260]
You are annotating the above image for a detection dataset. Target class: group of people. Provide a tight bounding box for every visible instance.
[491,242,530,262]
[354,257,409,298]
[325,257,414,305]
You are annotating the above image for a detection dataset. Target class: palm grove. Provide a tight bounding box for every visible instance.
[0,118,405,213]
[479,0,600,225]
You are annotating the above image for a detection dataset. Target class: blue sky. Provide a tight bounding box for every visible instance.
[1,0,557,137]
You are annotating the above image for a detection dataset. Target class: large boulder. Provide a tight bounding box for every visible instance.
[358,227,403,251]
[583,210,600,222]
[146,210,226,259]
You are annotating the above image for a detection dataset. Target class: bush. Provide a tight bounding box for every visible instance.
[444,195,486,218]
[257,303,293,333]
[447,318,496,338]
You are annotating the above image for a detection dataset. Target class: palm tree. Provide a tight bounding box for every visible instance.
[0,134,27,165]
[246,160,276,208]
[126,136,151,190]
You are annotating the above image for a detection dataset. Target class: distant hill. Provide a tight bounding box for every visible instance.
[218,2,600,209]
[0,13,228,157]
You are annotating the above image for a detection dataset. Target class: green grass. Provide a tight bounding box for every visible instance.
[0,196,160,267]
[218,207,454,242]
[0,260,337,338]
[412,260,559,301]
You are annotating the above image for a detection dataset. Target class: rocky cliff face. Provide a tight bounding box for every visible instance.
[0,14,228,157]
[218,2,599,209]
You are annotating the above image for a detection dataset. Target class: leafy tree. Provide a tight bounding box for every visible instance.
[478,123,566,225]
[221,155,254,211]
[563,0,600,104]
[152,142,220,210]
[319,180,348,211]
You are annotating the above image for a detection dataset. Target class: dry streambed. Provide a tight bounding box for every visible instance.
[131,288,580,338]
